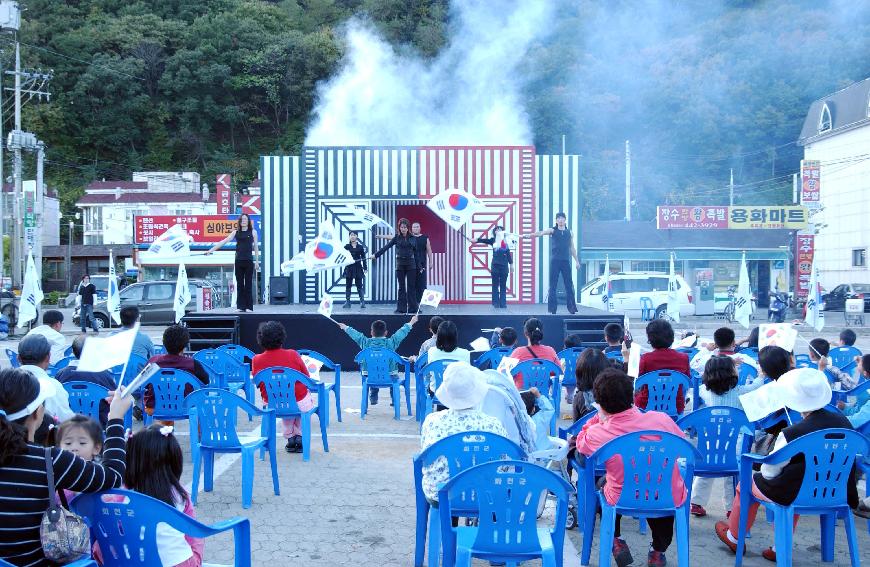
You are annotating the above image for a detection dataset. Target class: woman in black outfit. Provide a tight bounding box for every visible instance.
[207,213,259,312]
[370,218,419,314]
[465,225,512,308]
[343,231,368,309]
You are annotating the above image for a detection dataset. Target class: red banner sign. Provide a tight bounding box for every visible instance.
[657,206,729,229]
[241,195,261,215]
[134,215,261,244]
[216,174,232,215]
[800,160,820,209]
[794,233,815,299]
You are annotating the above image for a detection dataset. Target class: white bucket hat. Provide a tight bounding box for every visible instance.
[3,373,57,421]
[435,362,489,410]
[776,368,832,413]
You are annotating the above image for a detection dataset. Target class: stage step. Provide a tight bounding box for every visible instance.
[182,314,240,351]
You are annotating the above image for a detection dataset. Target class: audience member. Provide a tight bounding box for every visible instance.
[419,363,508,502]
[427,320,470,365]
[636,319,688,413]
[715,368,858,562]
[479,369,536,454]
[55,334,116,426]
[691,326,758,374]
[564,333,584,348]
[576,368,687,567]
[252,321,315,453]
[839,328,857,347]
[603,323,624,354]
[758,345,793,381]
[18,334,74,422]
[510,318,560,389]
[145,325,210,419]
[837,354,870,430]
[25,309,67,364]
[338,315,418,405]
[572,348,613,420]
[520,387,555,452]
[488,326,518,349]
[736,326,760,351]
[117,306,155,360]
[0,368,130,567]
[416,316,444,360]
[56,415,103,502]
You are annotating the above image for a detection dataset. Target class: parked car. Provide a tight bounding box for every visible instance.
[72,279,219,328]
[579,272,696,319]
[0,289,18,328]
[822,283,870,312]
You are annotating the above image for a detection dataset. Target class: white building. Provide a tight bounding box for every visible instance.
[798,78,870,288]
[77,172,216,244]
[2,182,60,246]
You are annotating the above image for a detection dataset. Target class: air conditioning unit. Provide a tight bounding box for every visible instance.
[0,1,20,32]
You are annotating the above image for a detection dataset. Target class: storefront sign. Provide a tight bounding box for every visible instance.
[800,160,820,209]
[794,233,815,299]
[197,287,214,311]
[216,174,232,215]
[134,214,261,244]
[656,205,808,229]
[23,180,36,251]
[241,195,261,215]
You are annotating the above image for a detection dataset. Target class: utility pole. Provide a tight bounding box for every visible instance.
[12,39,19,286]
[729,168,734,207]
[625,140,631,221]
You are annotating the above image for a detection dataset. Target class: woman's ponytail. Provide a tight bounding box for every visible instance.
[524,317,545,346]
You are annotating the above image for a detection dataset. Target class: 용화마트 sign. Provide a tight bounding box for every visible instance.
[656,206,808,230]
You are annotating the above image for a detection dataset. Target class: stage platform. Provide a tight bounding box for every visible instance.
[184,304,622,366]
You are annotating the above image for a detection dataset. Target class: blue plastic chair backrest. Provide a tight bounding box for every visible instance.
[418,360,453,391]
[63,381,110,422]
[765,429,868,508]
[605,350,624,361]
[354,347,405,385]
[120,354,149,387]
[5,348,19,368]
[829,346,861,373]
[153,344,167,355]
[474,346,513,369]
[832,378,870,404]
[634,370,691,417]
[253,366,316,414]
[511,359,562,392]
[795,354,813,369]
[558,410,598,440]
[52,356,76,372]
[185,388,254,448]
[677,406,751,472]
[676,347,699,359]
[557,347,585,386]
[415,351,429,373]
[297,349,337,371]
[589,430,697,510]
[440,460,572,555]
[740,347,759,361]
[639,297,654,309]
[738,363,758,386]
[217,344,255,364]
[146,368,202,414]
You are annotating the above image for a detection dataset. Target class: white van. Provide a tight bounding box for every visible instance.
[580,272,696,319]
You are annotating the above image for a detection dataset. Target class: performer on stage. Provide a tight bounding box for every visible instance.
[343,231,368,309]
[464,225,512,308]
[206,213,259,312]
[370,218,419,314]
[523,212,579,314]
[411,222,432,305]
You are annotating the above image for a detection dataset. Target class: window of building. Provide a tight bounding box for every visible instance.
[43,261,65,280]
[84,234,104,245]
[631,261,670,273]
[818,103,832,133]
[852,248,866,268]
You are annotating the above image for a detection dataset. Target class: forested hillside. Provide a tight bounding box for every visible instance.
[8,0,870,220]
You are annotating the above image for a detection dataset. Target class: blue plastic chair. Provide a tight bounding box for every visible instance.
[511,359,562,434]
[740,347,759,361]
[186,388,279,509]
[254,366,328,462]
[557,347,585,394]
[735,428,869,567]
[70,489,251,567]
[604,350,624,362]
[831,378,870,405]
[413,352,430,421]
[639,296,655,321]
[297,349,343,425]
[5,348,19,368]
[580,430,699,567]
[120,353,148,386]
[738,362,759,386]
[207,347,256,405]
[677,406,752,502]
[829,345,862,374]
[153,344,166,355]
[417,360,454,424]
[795,354,813,368]
[354,347,411,420]
[559,410,599,534]
[755,408,803,431]
[473,346,513,369]
[143,368,203,425]
[49,355,76,377]
[413,431,525,567]
[438,460,573,567]
[63,345,74,358]
[634,370,691,418]
[63,380,108,419]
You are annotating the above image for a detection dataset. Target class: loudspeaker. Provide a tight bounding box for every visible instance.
[269,276,290,305]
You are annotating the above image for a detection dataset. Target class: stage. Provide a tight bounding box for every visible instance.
[184,304,622,366]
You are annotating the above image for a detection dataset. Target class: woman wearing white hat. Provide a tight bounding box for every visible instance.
[419,362,508,502]
[715,368,859,562]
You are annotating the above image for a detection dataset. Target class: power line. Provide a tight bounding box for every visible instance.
[0,36,148,82]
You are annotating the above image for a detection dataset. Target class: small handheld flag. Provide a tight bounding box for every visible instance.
[420,289,443,308]
[426,188,483,230]
[318,293,335,319]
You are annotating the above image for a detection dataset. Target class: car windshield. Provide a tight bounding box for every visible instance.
[88,276,111,292]
[853,284,870,293]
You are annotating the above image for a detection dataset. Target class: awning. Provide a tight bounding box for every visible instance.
[579,249,789,261]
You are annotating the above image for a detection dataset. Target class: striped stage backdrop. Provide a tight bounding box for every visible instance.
[261,148,580,305]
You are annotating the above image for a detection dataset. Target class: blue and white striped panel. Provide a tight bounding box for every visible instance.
[535,155,582,303]
[261,155,302,303]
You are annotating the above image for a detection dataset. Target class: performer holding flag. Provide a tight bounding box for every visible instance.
[464,225,512,308]
[370,218,419,314]
[523,212,579,314]
[343,231,368,309]
[206,213,259,312]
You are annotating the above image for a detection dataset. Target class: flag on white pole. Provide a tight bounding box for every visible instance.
[107,249,121,325]
[147,225,191,259]
[332,206,394,232]
[77,325,138,372]
[666,252,681,323]
[804,257,824,332]
[735,252,753,329]
[318,293,334,318]
[602,255,612,312]
[420,289,443,308]
[174,263,191,323]
[18,251,44,328]
[426,188,483,230]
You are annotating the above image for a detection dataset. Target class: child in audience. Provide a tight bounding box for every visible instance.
[836,354,870,429]
[815,337,861,391]
[427,321,471,364]
[338,315,418,405]
[488,326,518,349]
[690,356,764,518]
[690,327,758,375]
[510,318,560,389]
[56,415,103,502]
[603,323,624,354]
[572,348,612,419]
[838,328,857,347]
[636,319,688,413]
[415,316,444,361]
[520,387,555,452]
[124,425,204,567]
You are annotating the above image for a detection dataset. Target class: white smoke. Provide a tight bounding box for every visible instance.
[305,1,553,146]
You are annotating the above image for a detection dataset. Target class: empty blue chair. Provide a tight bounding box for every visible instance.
[143,368,203,425]
[634,370,691,418]
[831,378,870,405]
[413,352,430,421]
[473,346,513,369]
[217,343,255,364]
[354,347,411,420]
[580,430,699,567]
[209,346,256,405]
[186,388,279,509]
[829,345,862,374]
[5,348,19,368]
[735,429,869,567]
[254,366,328,462]
[738,363,759,386]
[413,431,524,567]
[511,359,562,434]
[70,489,252,567]
[677,406,752,501]
[63,380,108,420]
[557,347,585,399]
[639,296,655,321]
[794,354,813,368]
[438,460,573,567]
[418,360,454,424]
[297,349,343,424]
